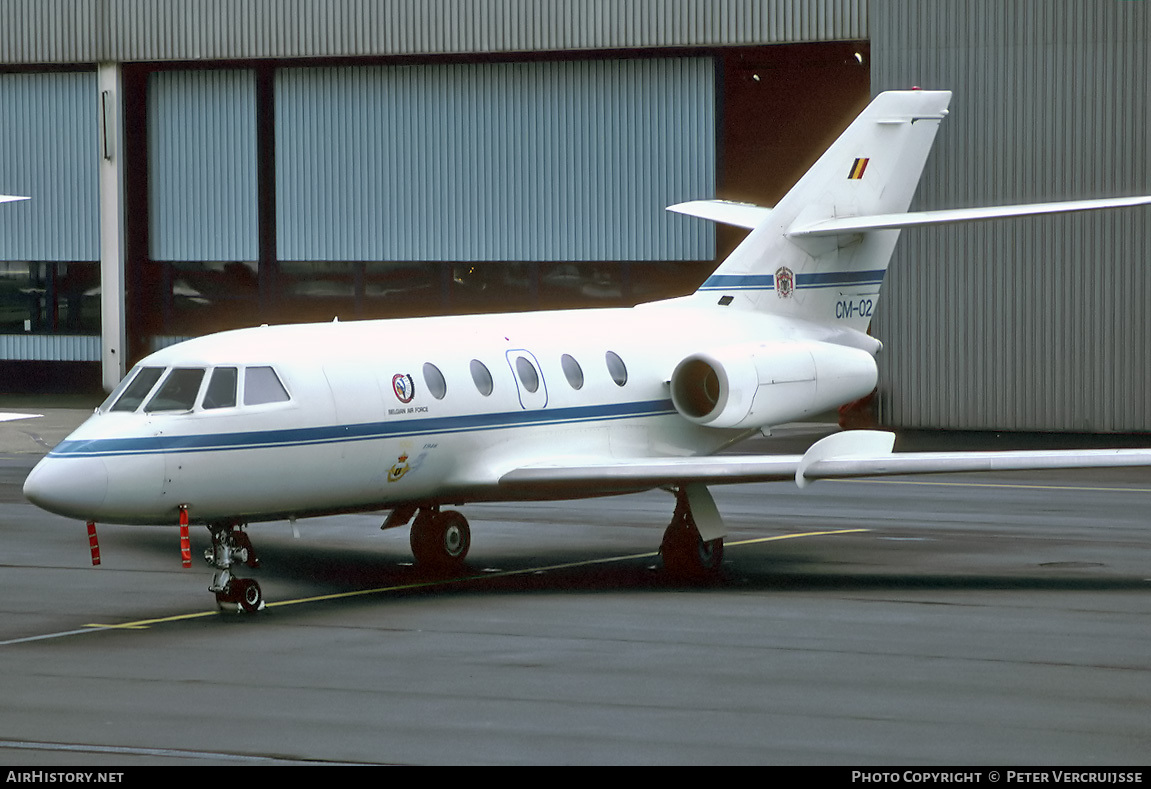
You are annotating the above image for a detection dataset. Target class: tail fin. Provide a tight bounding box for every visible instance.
[690,90,951,333]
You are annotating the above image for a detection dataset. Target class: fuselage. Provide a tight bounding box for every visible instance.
[23,300,879,526]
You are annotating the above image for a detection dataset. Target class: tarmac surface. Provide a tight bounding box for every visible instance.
[1,406,1150,765]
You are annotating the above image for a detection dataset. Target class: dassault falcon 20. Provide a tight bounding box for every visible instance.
[22,90,1151,611]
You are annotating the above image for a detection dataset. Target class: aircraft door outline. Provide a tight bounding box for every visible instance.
[505,349,548,409]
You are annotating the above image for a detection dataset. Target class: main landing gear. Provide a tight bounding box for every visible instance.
[660,486,724,581]
[409,507,471,572]
[205,524,264,612]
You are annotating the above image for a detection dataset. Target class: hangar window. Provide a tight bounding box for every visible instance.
[109,367,165,412]
[561,354,584,390]
[605,351,628,387]
[145,368,206,413]
[244,366,291,406]
[423,362,447,400]
[470,359,493,396]
[202,367,238,409]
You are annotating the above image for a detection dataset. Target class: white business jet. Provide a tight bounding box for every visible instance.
[21,91,1151,611]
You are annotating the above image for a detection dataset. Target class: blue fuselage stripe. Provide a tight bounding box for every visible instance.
[49,399,679,459]
[698,269,885,292]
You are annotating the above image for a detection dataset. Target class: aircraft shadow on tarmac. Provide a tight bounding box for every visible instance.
[105,521,1151,617]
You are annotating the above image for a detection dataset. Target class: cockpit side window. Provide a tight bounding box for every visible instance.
[99,366,141,412]
[144,368,206,413]
[243,366,291,406]
[109,367,165,412]
[202,367,238,409]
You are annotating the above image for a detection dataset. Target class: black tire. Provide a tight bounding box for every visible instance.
[237,578,263,613]
[410,510,471,570]
[660,521,723,581]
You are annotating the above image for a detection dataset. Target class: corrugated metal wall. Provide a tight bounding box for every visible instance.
[276,58,715,262]
[870,0,1151,432]
[148,69,259,261]
[0,334,100,362]
[0,71,99,262]
[0,0,867,63]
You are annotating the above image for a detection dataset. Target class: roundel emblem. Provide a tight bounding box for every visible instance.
[392,373,415,403]
[775,266,795,299]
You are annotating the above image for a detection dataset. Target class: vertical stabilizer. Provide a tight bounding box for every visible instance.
[692,90,951,333]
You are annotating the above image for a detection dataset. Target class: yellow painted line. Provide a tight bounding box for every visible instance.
[1,528,866,643]
[836,478,1151,494]
[727,528,870,547]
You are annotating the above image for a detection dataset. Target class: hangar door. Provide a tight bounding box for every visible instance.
[274,58,716,263]
[0,71,100,361]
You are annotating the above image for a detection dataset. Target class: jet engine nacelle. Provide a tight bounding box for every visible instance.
[670,340,878,430]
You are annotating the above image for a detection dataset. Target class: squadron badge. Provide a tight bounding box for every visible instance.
[392,373,415,403]
[775,266,795,299]
[388,453,411,482]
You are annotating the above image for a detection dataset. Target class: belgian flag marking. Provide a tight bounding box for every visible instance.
[848,157,870,180]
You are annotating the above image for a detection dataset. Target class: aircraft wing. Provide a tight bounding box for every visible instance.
[499,430,1151,494]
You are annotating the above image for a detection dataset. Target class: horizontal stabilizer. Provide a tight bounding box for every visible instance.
[666,199,772,229]
[788,195,1151,238]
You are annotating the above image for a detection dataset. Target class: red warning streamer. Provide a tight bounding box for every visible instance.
[86,521,101,566]
[179,506,191,568]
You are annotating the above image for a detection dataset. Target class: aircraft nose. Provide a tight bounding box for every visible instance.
[23,456,109,520]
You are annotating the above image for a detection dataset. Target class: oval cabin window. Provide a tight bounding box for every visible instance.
[561,354,584,390]
[470,359,494,396]
[605,351,628,387]
[515,356,540,393]
[423,362,447,400]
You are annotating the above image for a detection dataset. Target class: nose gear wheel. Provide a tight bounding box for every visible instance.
[205,523,264,612]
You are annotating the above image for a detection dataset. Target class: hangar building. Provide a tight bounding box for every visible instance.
[0,0,1148,432]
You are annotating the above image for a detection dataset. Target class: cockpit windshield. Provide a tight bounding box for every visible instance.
[108,367,165,412]
[102,364,290,414]
[144,368,206,413]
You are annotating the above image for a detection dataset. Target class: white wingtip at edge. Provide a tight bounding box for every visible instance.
[0,195,30,204]
[795,429,897,488]
[0,412,44,423]
[666,199,772,230]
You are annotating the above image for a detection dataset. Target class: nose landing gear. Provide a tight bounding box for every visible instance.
[205,524,264,612]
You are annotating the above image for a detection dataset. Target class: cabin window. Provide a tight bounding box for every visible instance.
[515,356,540,393]
[561,354,584,390]
[109,367,165,412]
[244,366,291,405]
[605,351,628,387]
[470,359,493,396]
[145,368,206,413]
[423,362,447,400]
[202,367,238,409]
